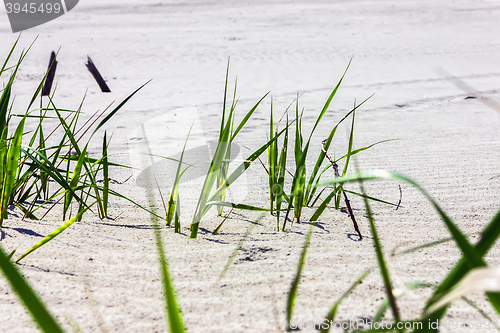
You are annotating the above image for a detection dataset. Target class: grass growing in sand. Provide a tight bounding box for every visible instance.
[0,39,152,262]
[2,38,500,333]
[261,61,395,235]
[4,169,500,332]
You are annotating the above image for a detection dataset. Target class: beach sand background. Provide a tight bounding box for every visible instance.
[1,1,500,332]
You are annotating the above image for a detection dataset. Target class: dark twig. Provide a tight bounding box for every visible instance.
[321,139,362,240]
[42,51,57,96]
[395,185,402,211]
[85,56,111,93]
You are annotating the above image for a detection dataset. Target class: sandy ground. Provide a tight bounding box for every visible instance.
[1,1,500,332]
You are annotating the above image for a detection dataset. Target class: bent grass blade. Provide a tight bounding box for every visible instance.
[15,207,91,263]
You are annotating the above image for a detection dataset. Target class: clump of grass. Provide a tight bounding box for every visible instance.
[265,100,290,230]
[0,39,153,262]
[189,61,288,238]
[262,60,394,233]
[164,125,193,233]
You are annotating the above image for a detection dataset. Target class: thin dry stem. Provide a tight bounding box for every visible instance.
[321,139,362,240]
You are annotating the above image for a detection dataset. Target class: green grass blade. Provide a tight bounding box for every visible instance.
[304,108,354,204]
[310,187,327,207]
[356,174,401,326]
[318,170,500,327]
[142,144,186,332]
[92,81,150,136]
[230,92,269,142]
[341,109,356,176]
[0,244,64,333]
[344,189,399,207]
[167,127,191,225]
[16,207,89,263]
[174,195,181,233]
[335,139,396,163]
[319,170,485,268]
[64,144,88,219]
[190,140,230,237]
[220,59,230,139]
[102,131,109,217]
[0,77,12,133]
[309,190,336,222]
[267,99,276,212]
[276,116,289,229]
[140,121,187,332]
[320,268,372,333]
[1,116,26,225]
[152,213,186,333]
[286,222,314,331]
[0,34,21,75]
[7,247,17,260]
[307,58,352,143]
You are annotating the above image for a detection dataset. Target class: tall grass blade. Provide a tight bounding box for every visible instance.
[102,131,109,217]
[174,196,181,233]
[341,107,356,177]
[304,108,354,205]
[190,122,288,238]
[63,144,88,219]
[356,172,401,326]
[152,213,186,333]
[167,127,191,225]
[283,62,359,229]
[286,222,315,331]
[275,114,289,230]
[142,136,186,333]
[0,34,21,75]
[267,99,277,212]
[1,116,26,225]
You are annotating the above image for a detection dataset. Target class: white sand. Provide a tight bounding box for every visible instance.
[1,1,500,332]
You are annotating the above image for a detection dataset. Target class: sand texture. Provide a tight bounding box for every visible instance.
[1,1,500,332]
